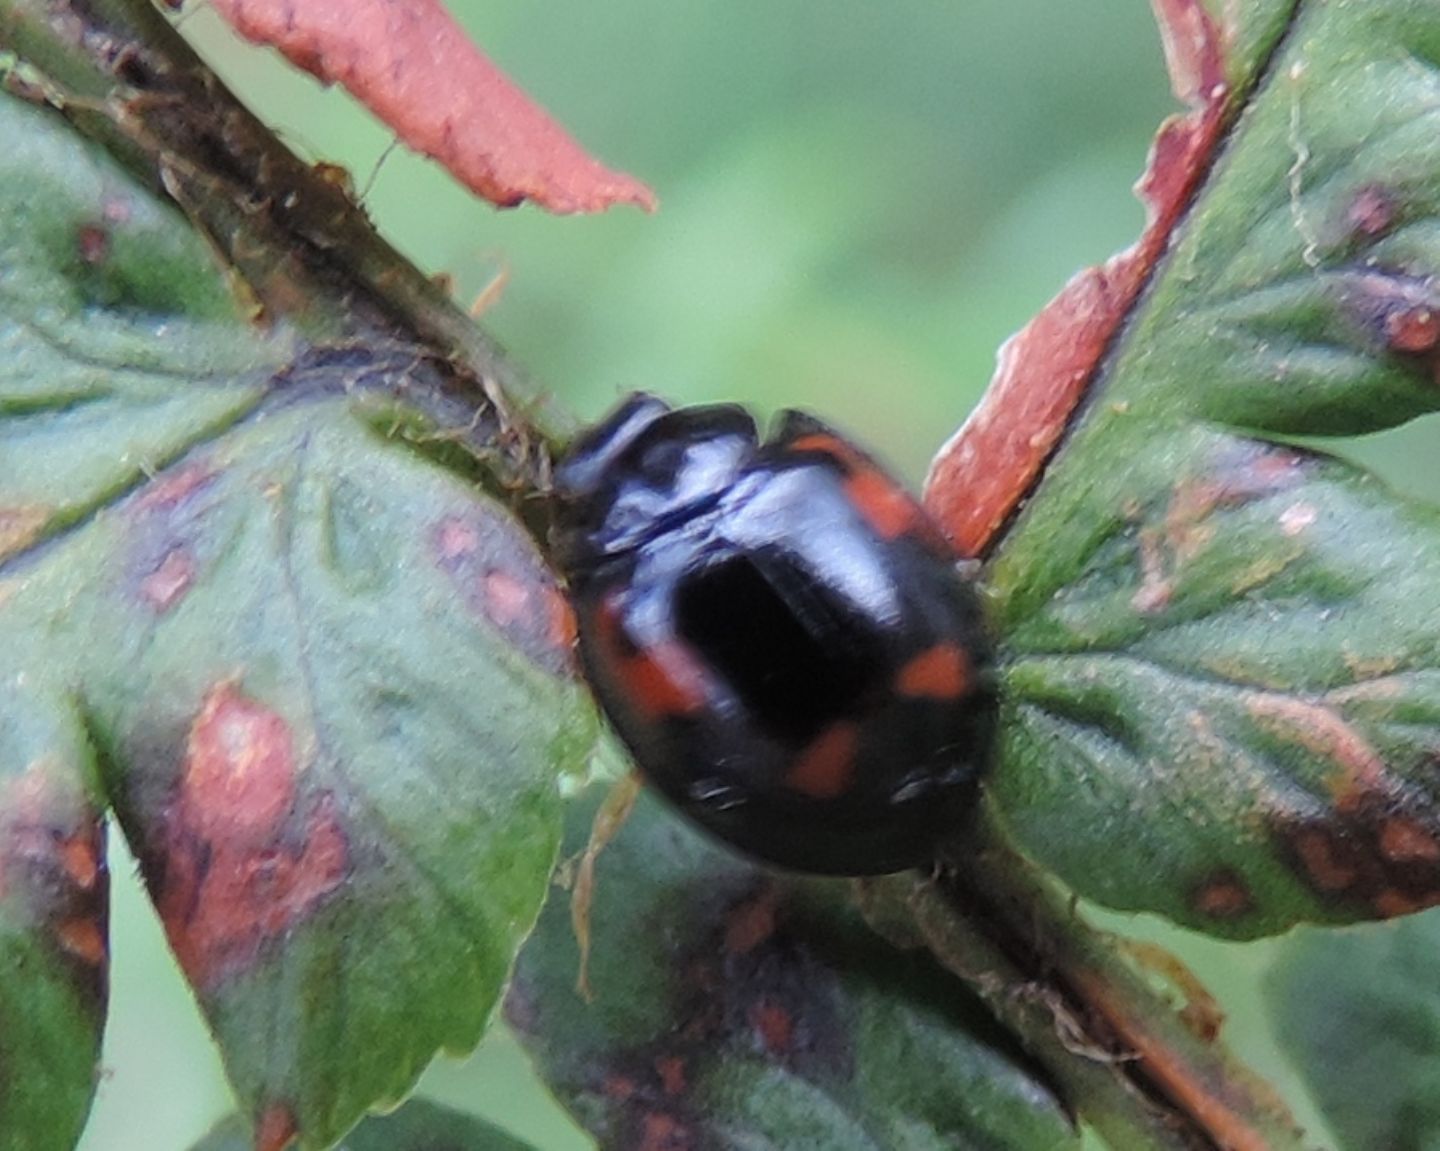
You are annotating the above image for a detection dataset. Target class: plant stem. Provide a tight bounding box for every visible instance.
[860,810,1312,1151]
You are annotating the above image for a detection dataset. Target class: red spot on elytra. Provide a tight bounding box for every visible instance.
[141,549,195,612]
[158,683,349,988]
[783,722,859,800]
[896,644,970,700]
[844,468,918,540]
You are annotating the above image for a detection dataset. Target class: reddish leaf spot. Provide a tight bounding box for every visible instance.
[748,998,794,1056]
[723,886,780,956]
[140,548,195,612]
[654,1054,687,1096]
[638,1112,691,1151]
[924,0,1231,556]
[1379,817,1440,864]
[434,513,577,676]
[135,464,215,512]
[1245,695,1388,811]
[158,684,349,988]
[55,917,107,966]
[604,1074,639,1101]
[1386,305,1440,354]
[1192,872,1254,920]
[1346,184,1398,240]
[0,504,50,559]
[209,0,656,214]
[75,223,110,266]
[255,1104,298,1151]
[1292,830,1358,893]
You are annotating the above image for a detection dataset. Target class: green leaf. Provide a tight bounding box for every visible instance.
[1268,910,1440,1151]
[980,0,1440,936]
[0,680,107,1151]
[0,87,594,1149]
[509,789,1079,1151]
[192,1099,540,1151]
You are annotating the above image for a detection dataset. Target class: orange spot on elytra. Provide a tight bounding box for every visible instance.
[255,1105,298,1151]
[56,917,107,966]
[786,432,854,461]
[749,998,794,1055]
[159,684,349,988]
[1379,817,1440,864]
[896,644,970,700]
[784,722,858,800]
[845,468,917,540]
[141,549,195,612]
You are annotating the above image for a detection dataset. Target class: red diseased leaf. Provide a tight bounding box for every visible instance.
[923,0,1234,557]
[207,0,657,214]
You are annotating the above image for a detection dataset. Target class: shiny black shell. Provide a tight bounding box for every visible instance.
[552,393,995,875]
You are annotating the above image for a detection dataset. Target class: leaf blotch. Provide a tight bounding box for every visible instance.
[139,548,195,612]
[158,684,349,988]
[433,513,576,676]
[0,764,109,980]
[255,1103,298,1151]
[1192,870,1255,921]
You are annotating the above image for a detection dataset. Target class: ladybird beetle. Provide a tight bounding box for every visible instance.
[552,394,995,875]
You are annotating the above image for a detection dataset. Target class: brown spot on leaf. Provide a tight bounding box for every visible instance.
[157,684,349,988]
[1245,694,1388,810]
[75,223,110,266]
[1346,184,1398,240]
[0,505,50,559]
[654,1054,687,1096]
[723,886,780,956]
[1192,871,1253,921]
[434,513,577,676]
[0,765,110,983]
[1293,829,1358,892]
[749,998,794,1055]
[134,464,215,512]
[1379,817,1440,864]
[255,1104,298,1151]
[1278,501,1317,536]
[1276,795,1440,920]
[1387,305,1440,354]
[140,549,195,612]
[638,1112,691,1151]
[55,917,107,966]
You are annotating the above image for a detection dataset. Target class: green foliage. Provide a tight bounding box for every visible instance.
[987,0,1440,937]
[1270,911,1440,1150]
[194,1099,539,1151]
[0,88,594,1149]
[510,790,1079,1151]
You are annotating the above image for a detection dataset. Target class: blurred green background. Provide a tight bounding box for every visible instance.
[77,1,1440,1148]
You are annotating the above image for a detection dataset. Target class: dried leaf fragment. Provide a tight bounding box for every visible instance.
[208,0,657,214]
